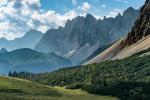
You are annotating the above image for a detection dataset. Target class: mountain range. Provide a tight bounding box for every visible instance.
[0,29,43,51]
[86,0,150,64]
[0,7,140,74]
[0,48,72,74]
[35,7,139,65]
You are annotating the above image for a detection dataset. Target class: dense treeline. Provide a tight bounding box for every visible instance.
[9,55,150,100]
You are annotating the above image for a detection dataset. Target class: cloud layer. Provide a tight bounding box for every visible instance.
[0,0,78,40]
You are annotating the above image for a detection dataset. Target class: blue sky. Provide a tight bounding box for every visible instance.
[0,0,146,40]
[40,0,145,16]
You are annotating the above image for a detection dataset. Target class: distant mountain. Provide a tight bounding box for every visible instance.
[35,7,139,65]
[0,29,43,51]
[0,48,8,54]
[0,48,72,74]
[85,0,150,64]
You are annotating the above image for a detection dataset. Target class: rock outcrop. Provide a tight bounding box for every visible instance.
[123,0,150,46]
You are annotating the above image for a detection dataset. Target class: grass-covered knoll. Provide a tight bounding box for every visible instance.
[0,76,61,100]
[11,55,150,100]
[0,76,117,100]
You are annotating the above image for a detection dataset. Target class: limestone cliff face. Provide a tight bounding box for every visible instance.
[123,0,150,46]
[35,8,138,65]
[85,0,150,64]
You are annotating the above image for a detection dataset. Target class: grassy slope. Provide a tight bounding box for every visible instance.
[0,77,118,100]
[0,76,61,100]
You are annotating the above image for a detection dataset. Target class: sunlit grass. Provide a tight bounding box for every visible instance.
[0,76,118,100]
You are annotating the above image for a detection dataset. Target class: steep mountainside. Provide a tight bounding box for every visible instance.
[0,48,72,74]
[86,0,150,64]
[0,30,43,51]
[123,0,150,45]
[35,7,138,65]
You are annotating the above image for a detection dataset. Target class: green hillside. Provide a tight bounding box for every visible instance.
[11,55,150,100]
[0,48,72,74]
[0,76,61,100]
[0,76,117,100]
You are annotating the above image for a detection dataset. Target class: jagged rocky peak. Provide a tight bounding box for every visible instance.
[64,18,73,28]
[64,16,84,28]
[123,0,150,45]
[85,13,96,20]
[117,13,122,17]
[123,7,137,15]
[65,14,96,25]
[84,14,97,26]
[146,0,150,3]
[115,13,122,19]
[0,48,8,53]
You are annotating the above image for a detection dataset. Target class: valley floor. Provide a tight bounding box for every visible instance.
[0,76,118,100]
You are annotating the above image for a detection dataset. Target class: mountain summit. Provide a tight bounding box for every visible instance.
[0,48,8,53]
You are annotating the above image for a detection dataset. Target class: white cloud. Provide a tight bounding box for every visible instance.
[80,2,91,12]
[30,10,78,32]
[72,0,77,5]
[93,15,103,20]
[0,0,78,40]
[101,4,107,8]
[107,8,123,18]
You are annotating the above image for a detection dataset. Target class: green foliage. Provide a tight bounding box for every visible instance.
[10,55,150,100]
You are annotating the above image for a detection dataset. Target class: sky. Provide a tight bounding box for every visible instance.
[0,0,145,40]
